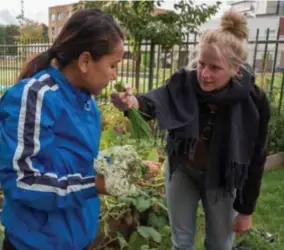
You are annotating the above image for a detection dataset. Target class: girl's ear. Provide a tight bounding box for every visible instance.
[77,51,92,74]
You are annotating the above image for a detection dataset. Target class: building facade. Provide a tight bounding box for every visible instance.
[48,3,75,41]
[228,0,284,16]
[48,2,168,41]
[195,1,284,71]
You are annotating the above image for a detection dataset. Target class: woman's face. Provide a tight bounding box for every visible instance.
[197,44,233,92]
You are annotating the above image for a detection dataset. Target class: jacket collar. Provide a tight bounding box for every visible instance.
[47,65,91,110]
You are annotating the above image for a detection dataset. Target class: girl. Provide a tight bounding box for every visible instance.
[0,8,124,250]
[111,10,270,250]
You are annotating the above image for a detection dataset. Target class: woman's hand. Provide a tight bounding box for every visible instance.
[110,84,139,111]
[143,160,162,177]
[233,214,253,236]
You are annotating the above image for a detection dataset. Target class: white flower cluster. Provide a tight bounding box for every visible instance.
[94,145,145,197]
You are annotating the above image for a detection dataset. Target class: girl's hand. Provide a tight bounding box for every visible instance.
[95,174,108,195]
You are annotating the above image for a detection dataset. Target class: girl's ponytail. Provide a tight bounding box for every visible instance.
[18,48,54,80]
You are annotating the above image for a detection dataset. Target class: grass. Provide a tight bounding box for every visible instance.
[191,167,284,250]
[0,69,18,85]
[251,167,284,249]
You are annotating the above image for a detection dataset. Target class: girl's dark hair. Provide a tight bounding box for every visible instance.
[18,8,124,80]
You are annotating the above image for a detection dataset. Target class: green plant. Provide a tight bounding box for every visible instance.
[141,52,151,68]
[267,105,284,154]
[89,141,169,250]
[88,104,168,249]
[233,229,276,250]
[114,82,153,139]
[95,102,284,250]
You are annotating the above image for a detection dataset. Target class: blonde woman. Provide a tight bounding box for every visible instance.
[111,10,270,250]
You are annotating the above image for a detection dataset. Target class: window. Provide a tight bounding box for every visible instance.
[51,14,56,21]
[57,12,66,21]
[51,27,55,36]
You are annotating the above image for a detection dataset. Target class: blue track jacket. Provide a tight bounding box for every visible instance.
[0,66,101,250]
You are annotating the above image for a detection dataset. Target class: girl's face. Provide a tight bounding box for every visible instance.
[197,44,233,92]
[74,40,124,95]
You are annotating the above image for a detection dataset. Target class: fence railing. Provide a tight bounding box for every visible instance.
[1,31,284,112]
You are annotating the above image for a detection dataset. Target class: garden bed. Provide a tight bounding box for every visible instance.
[0,102,283,250]
[265,152,284,171]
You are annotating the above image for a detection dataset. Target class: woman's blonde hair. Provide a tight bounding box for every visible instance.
[188,10,249,76]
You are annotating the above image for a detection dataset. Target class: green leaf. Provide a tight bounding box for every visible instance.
[137,226,162,243]
[128,231,148,250]
[98,219,105,233]
[146,148,159,162]
[159,225,171,237]
[114,81,125,92]
[151,197,168,212]
[141,245,150,250]
[148,212,168,229]
[100,128,117,147]
[117,232,128,249]
[132,196,152,212]
[103,220,109,236]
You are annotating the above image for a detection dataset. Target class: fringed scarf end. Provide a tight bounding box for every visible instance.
[166,136,197,181]
[224,162,249,203]
[166,136,197,158]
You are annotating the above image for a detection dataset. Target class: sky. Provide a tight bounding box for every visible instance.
[0,0,230,26]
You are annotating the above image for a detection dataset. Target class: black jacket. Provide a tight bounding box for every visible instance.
[135,84,270,215]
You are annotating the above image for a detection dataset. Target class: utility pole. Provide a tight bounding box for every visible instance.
[20,0,24,27]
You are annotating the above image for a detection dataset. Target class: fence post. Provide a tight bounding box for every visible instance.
[148,42,155,91]
[260,28,270,89]
[278,72,284,114]
[270,27,280,99]
[252,28,259,71]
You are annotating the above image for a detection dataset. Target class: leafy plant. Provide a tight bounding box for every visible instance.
[88,104,168,249]
[233,229,276,250]
[88,152,168,250]
[113,81,153,139]
[267,104,284,154]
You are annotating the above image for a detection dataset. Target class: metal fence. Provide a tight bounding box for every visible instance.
[1,29,284,112]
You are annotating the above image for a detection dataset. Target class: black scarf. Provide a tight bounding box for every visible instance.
[142,67,260,195]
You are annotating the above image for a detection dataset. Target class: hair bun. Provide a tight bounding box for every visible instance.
[221,10,248,40]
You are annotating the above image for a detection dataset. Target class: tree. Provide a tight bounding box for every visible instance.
[0,25,6,44]
[0,25,20,55]
[41,24,49,40]
[19,18,48,41]
[75,0,221,91]
[4,25,20,44]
